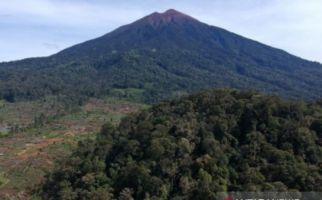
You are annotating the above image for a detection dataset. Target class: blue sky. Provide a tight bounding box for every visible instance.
[0,0,321,62]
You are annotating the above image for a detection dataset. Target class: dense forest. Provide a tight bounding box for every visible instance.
[41,90,322,199]
[1,10,322,104]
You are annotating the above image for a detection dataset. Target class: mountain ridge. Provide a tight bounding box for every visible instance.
[141,9,199,25]
[0,9,319,65]
[1,9,322,102]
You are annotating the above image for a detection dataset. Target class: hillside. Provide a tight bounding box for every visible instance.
[1,9,322,103]
[0,97,147,198]
[42,89,322,199]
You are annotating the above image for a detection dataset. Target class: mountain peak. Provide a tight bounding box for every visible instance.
[140,9,197,26]
[162,9,186,17]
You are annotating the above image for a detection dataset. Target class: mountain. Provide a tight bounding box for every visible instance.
[42,89,322,199]
[1,9,322,103]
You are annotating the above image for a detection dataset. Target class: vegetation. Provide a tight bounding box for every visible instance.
[42,90,322,199]
[0,172,9,188]
[0,97,146,198]
[1,10,322,104]
[1,9,322,200]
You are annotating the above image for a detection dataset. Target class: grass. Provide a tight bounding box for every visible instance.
[0,97,147,199]
[44,132,60,139]
[0,132,9,138]
[0,97,63,130]
[0,100,5,108]
[110,88,145,102]
[0,172,9,188]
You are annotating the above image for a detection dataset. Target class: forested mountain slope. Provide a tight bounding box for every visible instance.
[1,9,322,103]
[42,89,322,199]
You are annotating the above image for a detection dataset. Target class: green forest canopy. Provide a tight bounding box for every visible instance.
[2,9,322,103]
[42,89,322,199]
